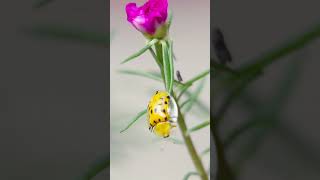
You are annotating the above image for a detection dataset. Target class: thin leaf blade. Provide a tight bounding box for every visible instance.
[183,172,199,180]
[22,25,109,46]
[185,69,210,85]
[118,70,162,82]
[183,79,206,114]
[121,39,158,64]
[120,109,147,133]
[168,40,174,93]
[187,120,210,135]
[161,40,173,93]
[79,155,109,180]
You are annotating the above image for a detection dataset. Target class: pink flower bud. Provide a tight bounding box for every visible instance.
[126,0,168,38]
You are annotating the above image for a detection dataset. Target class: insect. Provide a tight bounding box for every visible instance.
[176,70,183,82]
[147,90,178,138]
[212,27,232,64]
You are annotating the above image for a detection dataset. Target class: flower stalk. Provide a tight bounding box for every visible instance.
[173,94,208,180]
[124,1,208,179]
[152,40,208,180]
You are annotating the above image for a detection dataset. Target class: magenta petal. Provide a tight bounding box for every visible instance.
[125,0,168,35]
[125,3,139,23]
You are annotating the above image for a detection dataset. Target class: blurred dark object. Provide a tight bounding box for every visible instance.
[32,0,55,9]
[176,70,183,82]
[212,28,232,64]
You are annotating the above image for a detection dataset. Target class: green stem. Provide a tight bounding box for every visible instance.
[153,39,208,180]
[174,94,208,180]
[211,127,235,180]
[154,42,166,84]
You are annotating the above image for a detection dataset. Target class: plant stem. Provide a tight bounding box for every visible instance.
[153,39,208,180]
[154,42,166,84]
[211,126,235,180]
[173,94,208,180]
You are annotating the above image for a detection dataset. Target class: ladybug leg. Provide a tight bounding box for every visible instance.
[149,124,154,132]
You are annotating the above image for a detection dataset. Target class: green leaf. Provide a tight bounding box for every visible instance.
[118,69,184,86]
[182,79,206,114]
[213,72,259,126]
[183,172,198,180]
[120,109,147,133]
[168,40,174,91]
[211,59,239,75]
[149,47,163,70]
[239,23,320,74]
[121,39,159,64]
[118,70,162,82]
[118,69,209,114]
[161,40,174,93]
[22,25,109,46]
[184,69,210,86]
[177,83,192,101]
[201,147,210,157]
[187,120,210,135]
[230,53,306,170]
[177,69,210,100]
[79,155,109,180]
[180,98,192,108]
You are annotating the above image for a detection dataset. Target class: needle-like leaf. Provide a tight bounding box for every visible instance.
[182,79,206,114]
[118,69,209,114]
[79,155,109,180]
[185,69,210,86]
[183,172,199,180]
[22,25,109,46]
[201,147,210,157]
[120,109,147,133]
[187,120,210,135]
[118,70,162,82]
[177,69,210,99]
[168,40,174,92]
[121,39,159,64]
[161,40,174,93]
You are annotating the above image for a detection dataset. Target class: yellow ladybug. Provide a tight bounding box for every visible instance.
[147,90,178,138]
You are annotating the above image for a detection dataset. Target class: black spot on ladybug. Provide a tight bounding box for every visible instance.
[150,110,153,114]
[155,91,159,94]
[163,109,166,113]
[167,96,170,99]
[165,117,168,121]
[165,101,168,104]
[154,120,156,124]
[158,118,161,122]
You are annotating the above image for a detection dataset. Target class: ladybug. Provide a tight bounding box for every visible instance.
[147,90,178,138]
